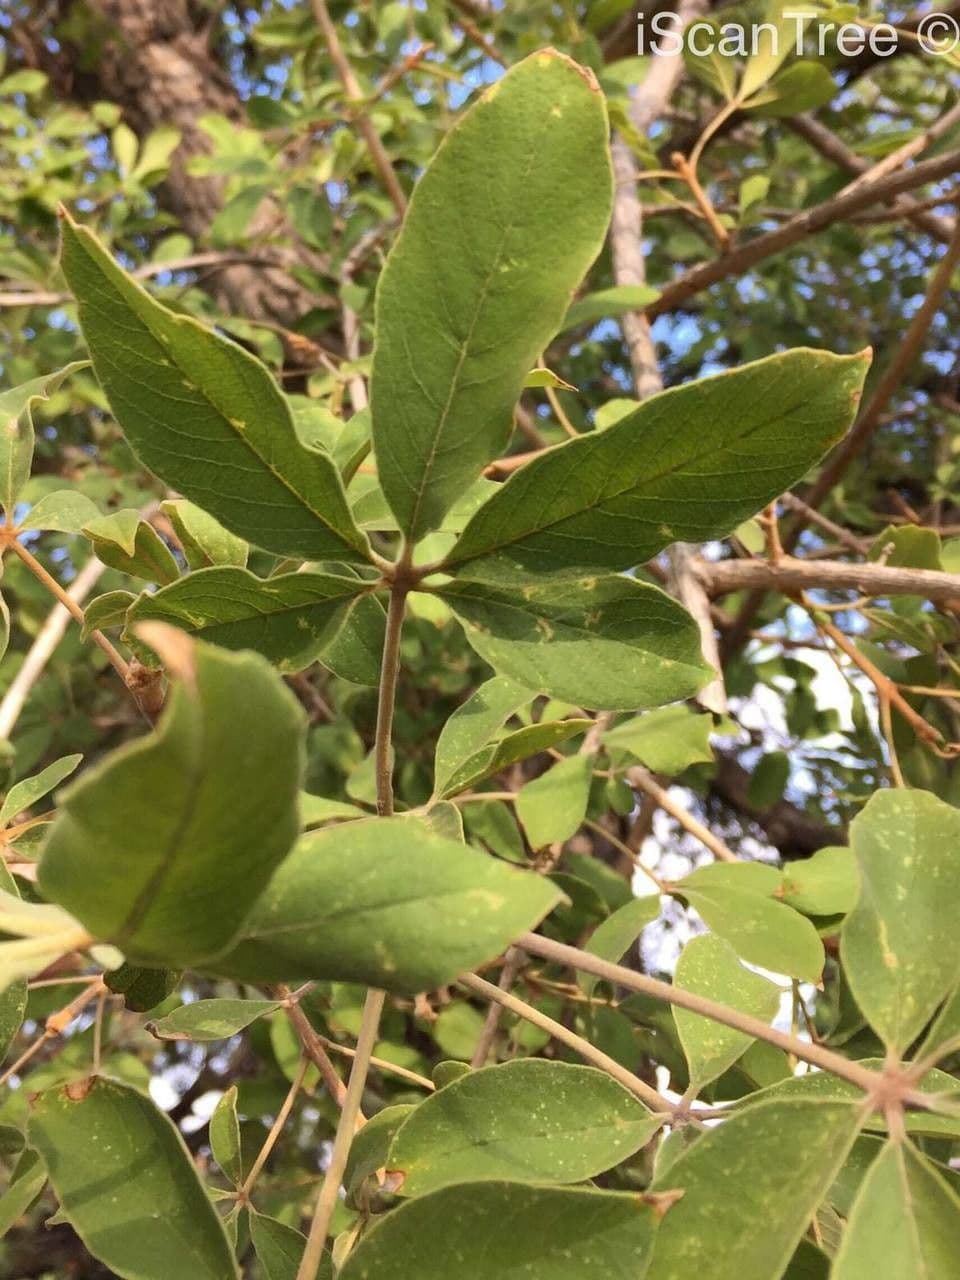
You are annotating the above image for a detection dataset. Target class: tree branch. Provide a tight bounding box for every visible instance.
[697,553,960,607]
[646,147,960,320]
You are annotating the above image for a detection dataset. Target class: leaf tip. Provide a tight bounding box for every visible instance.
[535,46,602,94]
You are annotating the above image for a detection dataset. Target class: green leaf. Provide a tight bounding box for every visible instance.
[210,1085,243,1185]
[161,499,248,569]
[561,284,659,332]
[444,350,869,582]
[523,367,577,392]
[38,630,303,967]
[300,793,365,827]
[831,1140,960,1278]
[83,510,180,585]
[679,883,824,982]
[209,818,562,995]
[0,863,28,1061]
[738,3,805,99]
[603,706,713,774]
[371,50,613,539]
[841,788,960,1053]
[672,934,780,1087]
[315,590,386,686]
[646,1100,862,1280]
[105,962,181,1013]
[434,676,532,797]
[59,214,370,563]
[148,998,281,1042]
[0,1149,46,1239]
[345,1104,417,1205]
[779,845,857,916]
[83,590,136,636]
[580,894,661,997]
[516,754,593,848]
[249,1211,309,1280]
[0,753,82,826]
[439,718,591,800]
[127,567,368,674]
[439,575,708,710]
[18,489,100,533]
[387,1059,662,1197]
[0,363,87,516]
[29,1076,238,1279]
[339,1182,664,1280]
[743,62,836,118]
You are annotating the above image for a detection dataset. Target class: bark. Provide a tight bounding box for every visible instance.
[45,0,328,328]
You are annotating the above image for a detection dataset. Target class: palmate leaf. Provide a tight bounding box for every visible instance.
[437,575,708,711]
[444,349,869,582]
[58,212,370,563]
[209,818,562,994]
[37,626,303,967]
[371,50,613,539]
[127,566,369,673]
[28,1076,239,1280]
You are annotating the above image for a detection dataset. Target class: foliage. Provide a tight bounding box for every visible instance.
[0,2,959,1277]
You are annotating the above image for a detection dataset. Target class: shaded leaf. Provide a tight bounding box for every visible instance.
[562,284,659,332]
[59,214,369,563]
[831,1139,960,1279]
[516,754,593,849]
[148,998,281,1042]
[210,818,562,994]
[210,1085,242,1185]
[0,754,82,826]
[0,363,87,516]
[38,632,303,966]
[29,1076,238,1279]
[439,575,708,711]
[646,1100,862,1280]
[841,788,960,1052]
[779,846,857,917]
[371,51,613,539]
[673,934,780,1086]
[434,676,532,797]
[18,489,100,533]
[603,706,713,774]
[339,1182,663,1280]
[249,1210,309,1280]
[128,567,367,674]
[0,1149,46,1239]
[161,498,248,569]
[83,510,180,584]
[387,1059,662,1196]
[445,350,869,581]
[580,894,661,997]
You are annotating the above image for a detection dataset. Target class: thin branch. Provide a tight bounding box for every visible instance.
[6,539,131,683]
[518,933,880,1093]
[788,114,953,244]
[241,1055,310,1197]
[374,576,409,816]
[628,766,738,863]
[469,946,523,1068]
[296,988,386,1280]
[280,999,349,1109]
[0,555,105,739]
[646,147,960,321]
[698,553,960,608]
[801,210,960,511]
[311,0,407,217]
[459,971,671,1113]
